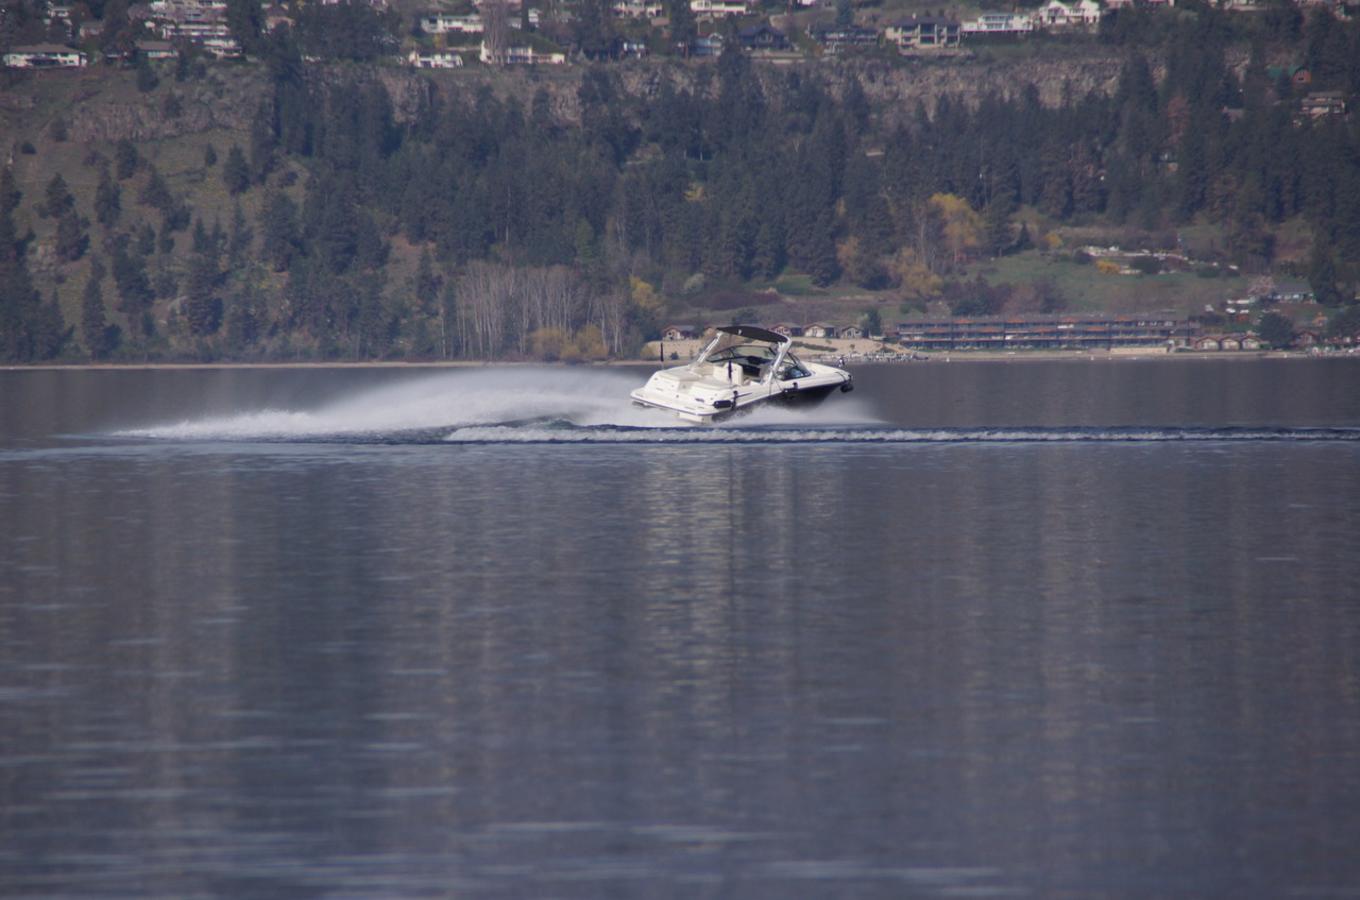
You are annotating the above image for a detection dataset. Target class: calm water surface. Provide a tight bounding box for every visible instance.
[2,359,1359,898]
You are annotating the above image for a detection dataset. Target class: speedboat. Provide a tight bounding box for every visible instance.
[631,325,853,423]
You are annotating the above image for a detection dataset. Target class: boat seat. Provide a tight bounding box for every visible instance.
[712,364,743,385]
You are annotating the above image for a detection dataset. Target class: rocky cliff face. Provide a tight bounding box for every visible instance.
[2,50,1138,149]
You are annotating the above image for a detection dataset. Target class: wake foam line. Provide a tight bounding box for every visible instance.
[442,426,1360,445]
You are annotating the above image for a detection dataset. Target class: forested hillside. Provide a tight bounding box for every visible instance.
[2,3,1359,362]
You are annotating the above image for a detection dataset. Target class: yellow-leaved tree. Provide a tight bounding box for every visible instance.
[891,247,943,301]
[928,193,983,267]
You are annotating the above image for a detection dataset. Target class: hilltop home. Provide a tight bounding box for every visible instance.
[692,33,725,56]
[814,25,878,54]
[480,43,566,64]
[408,49,463,67]
[1034,0,1102,29]
[737,23,788,50]
[1300,92,1347,118]
[613,0,664,16]
[421,12,484,33]
[136,39,178,59]
[883,17,961,51]
[691,0,749,18]
[2,43,88,68]
[960,12,1033,35]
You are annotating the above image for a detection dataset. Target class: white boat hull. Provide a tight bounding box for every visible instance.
[631,360,852,423]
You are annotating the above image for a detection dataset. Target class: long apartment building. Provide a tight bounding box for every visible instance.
[895,315,1202,350]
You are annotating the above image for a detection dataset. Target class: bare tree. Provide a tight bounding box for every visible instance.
[482,0,509,65]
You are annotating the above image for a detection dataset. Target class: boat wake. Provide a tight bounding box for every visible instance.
[114,368,877,442]
[111,368,1360,446]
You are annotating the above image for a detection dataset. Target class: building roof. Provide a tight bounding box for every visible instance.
[7,43,83,53]
[890,16,959,26]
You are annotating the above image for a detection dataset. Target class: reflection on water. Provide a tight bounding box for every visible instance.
[2,363,1360,897]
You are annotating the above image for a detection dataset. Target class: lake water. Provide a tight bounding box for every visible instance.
[2,359,1359,898]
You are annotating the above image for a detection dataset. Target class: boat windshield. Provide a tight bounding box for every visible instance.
[694,331,780,368]
[776,354,811,380]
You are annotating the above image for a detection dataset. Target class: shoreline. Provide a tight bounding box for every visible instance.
[3,351,1350,372]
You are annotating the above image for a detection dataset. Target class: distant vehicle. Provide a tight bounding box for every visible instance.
[631,325,853,423]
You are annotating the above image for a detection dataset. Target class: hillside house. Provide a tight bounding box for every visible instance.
[884,17,960,50]
[481,43,565,65]
[1034,0,1102,29]
[771,323,803,337]
[662,325,699,341]
[961,12,1033,35]
[692,33,725,56]
[839,325,866,339]
[1300,92,1347,118]
[814,25,878,54]
[691,0,749,18]
[613,0,664,16]
[136,39,177,59]
[804,323,838,339]
[737,23,788,50]
[408,49,463,67]
[3,43,88,67]
[422,12,484,33]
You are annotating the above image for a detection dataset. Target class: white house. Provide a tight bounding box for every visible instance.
[3,43,88,68]
[408,49,464,67]
[421,12,484,33]
[479,42,566,64]
[883,17,961,50]
[1034,0,1102,29]
[613,0,664,16]
[691,0,748,18]
[961,12,1034,35]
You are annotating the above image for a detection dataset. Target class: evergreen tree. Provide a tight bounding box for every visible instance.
[43,174,75,219]
[224,278,265,352]
[138,167,173,211]
[249,105,275,183]
[1309,240,1341,306]
[259,189,300,271]
[0,209,69,361]
[982,201,1013,257]
[55,210,88,262]
[1257,311,1295,348]
[80,259,120,359]
[115,139,139,180]
[667,0,695,55]
[94,169,121,228]
[135,55,159,92]
[225,0,265,55]
[223,145,251,196]
[0,167,20,215]
[112,239,155,336]
[228,202,252,268]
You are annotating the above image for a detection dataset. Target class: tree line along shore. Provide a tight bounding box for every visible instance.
[2,1,1359,365]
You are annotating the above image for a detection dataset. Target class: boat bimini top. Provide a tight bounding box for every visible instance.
[689,325,794,385]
